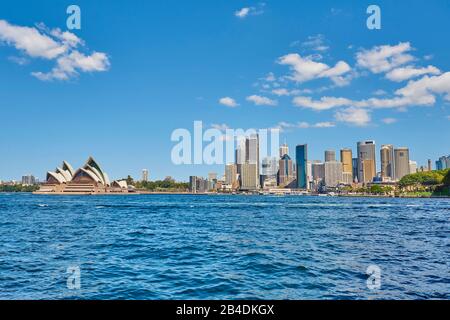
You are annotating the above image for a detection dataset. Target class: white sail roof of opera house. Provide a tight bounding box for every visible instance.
[46,157,111,186]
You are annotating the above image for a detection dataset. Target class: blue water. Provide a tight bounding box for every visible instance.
[0,193,448,300]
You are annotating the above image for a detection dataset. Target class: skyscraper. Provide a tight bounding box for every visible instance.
[436,155,450,170]
[239,134,260,190]
[278,154,294,186]
[235,137,246,177]
[296,144,308,189]
[279,143,289,158]
[325,150,336,162]
[394,147,410,180]
[324,161,343,188]
[225,163,238,187]
[340,148,353,185]
[357,140,376,183]
[352,158,358,182]
[240,163,259,190]
[409,160,418,174]
[380,144,395,180]
[142,169,149,182]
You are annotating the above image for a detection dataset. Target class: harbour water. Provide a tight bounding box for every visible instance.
[0,193,448,300]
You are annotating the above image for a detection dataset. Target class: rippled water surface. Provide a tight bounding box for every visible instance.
[0,194,448,300]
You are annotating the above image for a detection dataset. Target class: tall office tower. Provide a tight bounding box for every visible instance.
[243,134,260,189]
[324,161,343,188]
[142,169,149,182]
[21,175,36,186]
[278,154,294,186]
[340,148,353,185]
[352,158,358,182]
[225,164,238,186]
[325,150,336,162]
[262,157,278,176]
[312,162,325,181]
[394,147,410,180]
[307,161,313,188]
[189,176,198,193]
[279,143,289,158]
[435,155,449,170]
[296,144,308,189]
[235,137,246,176]
[357,140,376,183]
[240,163,258,190]
[380,144,395,180]
[409,160,418,174]
[427,159,432,171]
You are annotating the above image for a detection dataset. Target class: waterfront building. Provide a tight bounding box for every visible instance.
[357,141,376,184]
[240,163,259,190]
[394,147,410,180]
[189,176,198,193]
[278,154,294,187]
[409,160,418,174]
[307,160,313,189]
[340,149,353,185]
[142,169,149,182]
[235,137,246,177]
[352,158,358,182]
[380,144,395,181]
[21,175,37,186]
[189,176,209,193]
[208,172,218,191]
[324,161,343,188]
[279,143,289,158]
[36,157,129,194]
[436,155,450,170]
[296,144,308,189]
[325,150,336,162]
[262,157,278,176]
[238,134,260,190]
[428,159,432,172]
[225,164,238,187]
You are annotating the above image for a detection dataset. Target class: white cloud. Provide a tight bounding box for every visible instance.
[301,34,329,52]
[291,72,450,111]
[356,42,415,74]
[272,88,306,96]
[235,4,265,18]
[382,118,397,124]
[219,97,239,108]
[335,107,371,126]
[246,95,277,106]
[235,7,251,18]
[274,121,335,131]
[447,115,450,121]
[278,53,351,85]
[385,65,441,82]
[293,96,352,111]
[0,20,66,59]
[0,19,110,81]
[32,51,109,81]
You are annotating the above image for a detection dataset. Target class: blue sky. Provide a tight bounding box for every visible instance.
[0,0,449,181]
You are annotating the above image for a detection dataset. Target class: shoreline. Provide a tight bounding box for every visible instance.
[0,191,446,198]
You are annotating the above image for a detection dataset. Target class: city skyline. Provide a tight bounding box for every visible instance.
[1,1,450,181]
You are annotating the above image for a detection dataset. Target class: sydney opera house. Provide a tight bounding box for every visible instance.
[35,157,129,194]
